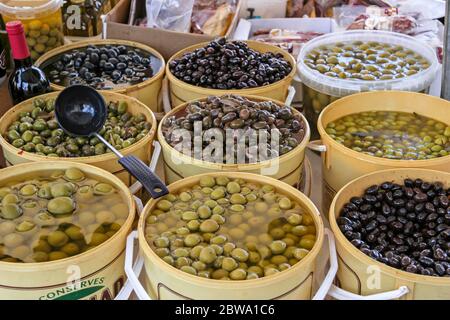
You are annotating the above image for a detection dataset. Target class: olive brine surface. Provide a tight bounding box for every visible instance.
[338,178,450,277]
[4,98,151,157]
[42,44,161,90]
[304,41,430,81]
[162,95,306,163]
[145,176,317,280]
[169,38,292,90]
[0,168,129,263]
[326,111,450,160]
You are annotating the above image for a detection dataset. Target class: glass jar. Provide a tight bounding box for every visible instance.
[0,0,64,61]
[62,0,111,38]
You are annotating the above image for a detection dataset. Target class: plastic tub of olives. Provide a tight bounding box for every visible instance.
[0,91,157,187]
[34,39,166,112]
[329,168,450,300]
[0,161,135,300]
[123,172,338,300]
[158,95,311,188]
[166,39,297,107]
[298,30,439,138]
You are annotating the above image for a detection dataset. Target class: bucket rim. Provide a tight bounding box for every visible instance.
[0,91,157,164]
[165,40,297,95]
[0,161,136,271]
[157,94,311,170]
[317,90,450,166]
[138,172,325,288]
[330,167,450,284]
[34,39,166,94]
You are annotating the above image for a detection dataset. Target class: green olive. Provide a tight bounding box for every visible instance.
[47,197,75,215]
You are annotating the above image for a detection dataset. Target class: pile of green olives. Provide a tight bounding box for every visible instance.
[145,176,317,280]
[325,111,450,160]
[0,168,129,263]
[304,41,430,81]
[5,98,151,157]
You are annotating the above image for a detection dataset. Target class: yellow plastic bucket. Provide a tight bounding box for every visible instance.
[166,41,297,107]
[329,168,450,300]
[311,91,450,214]
[34,39,166,112]
[122,172,339,300]
[0,161,135,300]
[158,95,310,187]
[0,91,157,187]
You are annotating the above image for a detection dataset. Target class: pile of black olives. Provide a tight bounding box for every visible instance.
[162,95,306,163]
[338,179,450,277]
[168,38,292,90]
[44,44,155,89]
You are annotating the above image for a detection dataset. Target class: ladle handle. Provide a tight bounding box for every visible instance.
[119,156,168,199]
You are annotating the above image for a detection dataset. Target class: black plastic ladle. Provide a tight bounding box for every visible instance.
[54,85,169,199]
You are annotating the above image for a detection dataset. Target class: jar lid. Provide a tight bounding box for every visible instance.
[298,30,439,97]
[0,0,63,19]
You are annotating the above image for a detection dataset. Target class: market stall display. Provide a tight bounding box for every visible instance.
[0,91,157,187]
[167,39,296,106]
[0,0,448,302]
[0,0,64,61]
[158,95,310,187]
[35,40,165,112]
[330,168,450,300]
[132,172,325,299]
[314,91,450,214]
[299,30,439,138]
[0,161,135,299]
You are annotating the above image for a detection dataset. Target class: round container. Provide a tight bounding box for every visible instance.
[0,161,135,300]
[166,41,297,107]
[0,0,64,61]
[0,91,157,187]
[298,31,439,139]
[330,168,450,300]
[314,91,450,214]
[35,39,166,112]
[136,172,324,300]
[158,95,310,187]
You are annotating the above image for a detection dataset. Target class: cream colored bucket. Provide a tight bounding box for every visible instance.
[166,41,297,107]
[120,172,338,300]
[0,91,157,187]
[158,95,310,188]
[0,161,135,300]
[329,168,450,300]
[35,39,166,112]
[310,91,450,214]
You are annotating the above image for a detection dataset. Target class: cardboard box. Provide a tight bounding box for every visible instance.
[104,0,242,61]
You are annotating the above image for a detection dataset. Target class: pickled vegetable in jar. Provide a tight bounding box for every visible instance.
[0,0,64,61]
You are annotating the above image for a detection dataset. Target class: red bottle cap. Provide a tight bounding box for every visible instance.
[6,21,30,60]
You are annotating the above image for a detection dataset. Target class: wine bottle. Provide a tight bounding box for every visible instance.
[6,21,50,105]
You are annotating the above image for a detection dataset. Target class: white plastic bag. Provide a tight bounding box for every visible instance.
[146,0,195,32]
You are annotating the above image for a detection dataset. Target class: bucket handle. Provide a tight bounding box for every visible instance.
[162,76,172,114]
[115,198,146,300]
[312,228,338,300]
[307,140,327,153]
[123,231,152,300]
[285,86,296,107]
[328,284,409,300]
[129,141,162,196]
